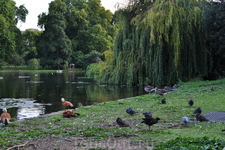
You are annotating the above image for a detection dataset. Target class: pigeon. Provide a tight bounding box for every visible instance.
[196,113,209,122]
[182,116,191,125]
[143,112,152,118]
[141,117,160,130]
[188,99,194,106]
[161,98,166,104]
[126,108,137,115]
[193,107,202,114]
[116,117,129,127]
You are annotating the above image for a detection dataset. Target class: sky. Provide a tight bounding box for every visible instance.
[15,0,127,31]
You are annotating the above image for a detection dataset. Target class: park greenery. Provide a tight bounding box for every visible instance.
[1,78,225,149]
[1,0,225,86]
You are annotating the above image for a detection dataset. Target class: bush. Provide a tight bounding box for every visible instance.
[28,58,39,70]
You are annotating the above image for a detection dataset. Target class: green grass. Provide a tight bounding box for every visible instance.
[1,78,225,149]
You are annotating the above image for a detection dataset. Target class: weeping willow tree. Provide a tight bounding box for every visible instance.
[87,0,210,86]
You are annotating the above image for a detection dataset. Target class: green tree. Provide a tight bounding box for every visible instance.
[37,0,72,69]
[0,0,28,66]
[19,30,42,64]
[63,0,113,68]
[202,1,225,79]
[87,0,210,86]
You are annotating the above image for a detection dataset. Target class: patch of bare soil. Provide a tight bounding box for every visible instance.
[8,137,153,150]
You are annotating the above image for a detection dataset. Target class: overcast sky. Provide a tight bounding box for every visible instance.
[15,0,127,31]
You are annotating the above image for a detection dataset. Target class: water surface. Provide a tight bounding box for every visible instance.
[0,71,145,120]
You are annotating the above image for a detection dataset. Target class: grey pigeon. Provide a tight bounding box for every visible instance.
[193,107,202,114]
[182,116,191,125]
[116,117,129,127]
[188,99,194,106]
[161,98,166,104]
[143,112,152,118]
[196,113,209,122]
[126,108,137,115]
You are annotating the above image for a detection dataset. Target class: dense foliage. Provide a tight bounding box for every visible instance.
[0,0,28,66]
[1,0,225,86]
[87,0,213,86]
[36,0,113,69]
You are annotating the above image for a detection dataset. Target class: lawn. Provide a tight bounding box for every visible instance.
[1,78,225,149]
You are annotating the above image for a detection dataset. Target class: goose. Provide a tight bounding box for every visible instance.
[151,87,168,97]
[144,85,155,94]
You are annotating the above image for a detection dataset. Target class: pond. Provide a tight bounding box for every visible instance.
[0,71,145,120]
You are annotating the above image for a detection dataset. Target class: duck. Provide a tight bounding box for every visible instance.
[151,87,168,98]
[164,86,174,92]
[0,108,11,125]
[116,117,129,127]
[62,110,80,118]
[144,85,155,94]
[173,84,181,89]
[61,98,75,109]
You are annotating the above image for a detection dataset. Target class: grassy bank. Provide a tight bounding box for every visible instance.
[1,78,225,149]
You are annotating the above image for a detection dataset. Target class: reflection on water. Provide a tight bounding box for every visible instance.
[17,106,45,120]
[0,98,51,120]
[0,71,145,120]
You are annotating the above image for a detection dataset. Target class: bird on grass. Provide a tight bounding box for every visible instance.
[196,113,209,122]
[141,117,160,130]
[182,116,191,125]
[63,110,80,118]
[161,98,166,104]
[126,108,137,115]
[164,86,174,92]
[116,117,129,127]
[144,85,155,94]
[222,129,225,132]
[211,86,214,91]
[61,98,75,109]
[143,112,152,118]
[188,99,194,106]
[0,108,11,125]
[151,87,168,98]
[173,84,181,89]
[193,107,202,114]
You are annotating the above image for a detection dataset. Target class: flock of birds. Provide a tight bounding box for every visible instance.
[115,84,217,130]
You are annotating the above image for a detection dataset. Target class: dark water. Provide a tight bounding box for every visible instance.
[0,71,145,120]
